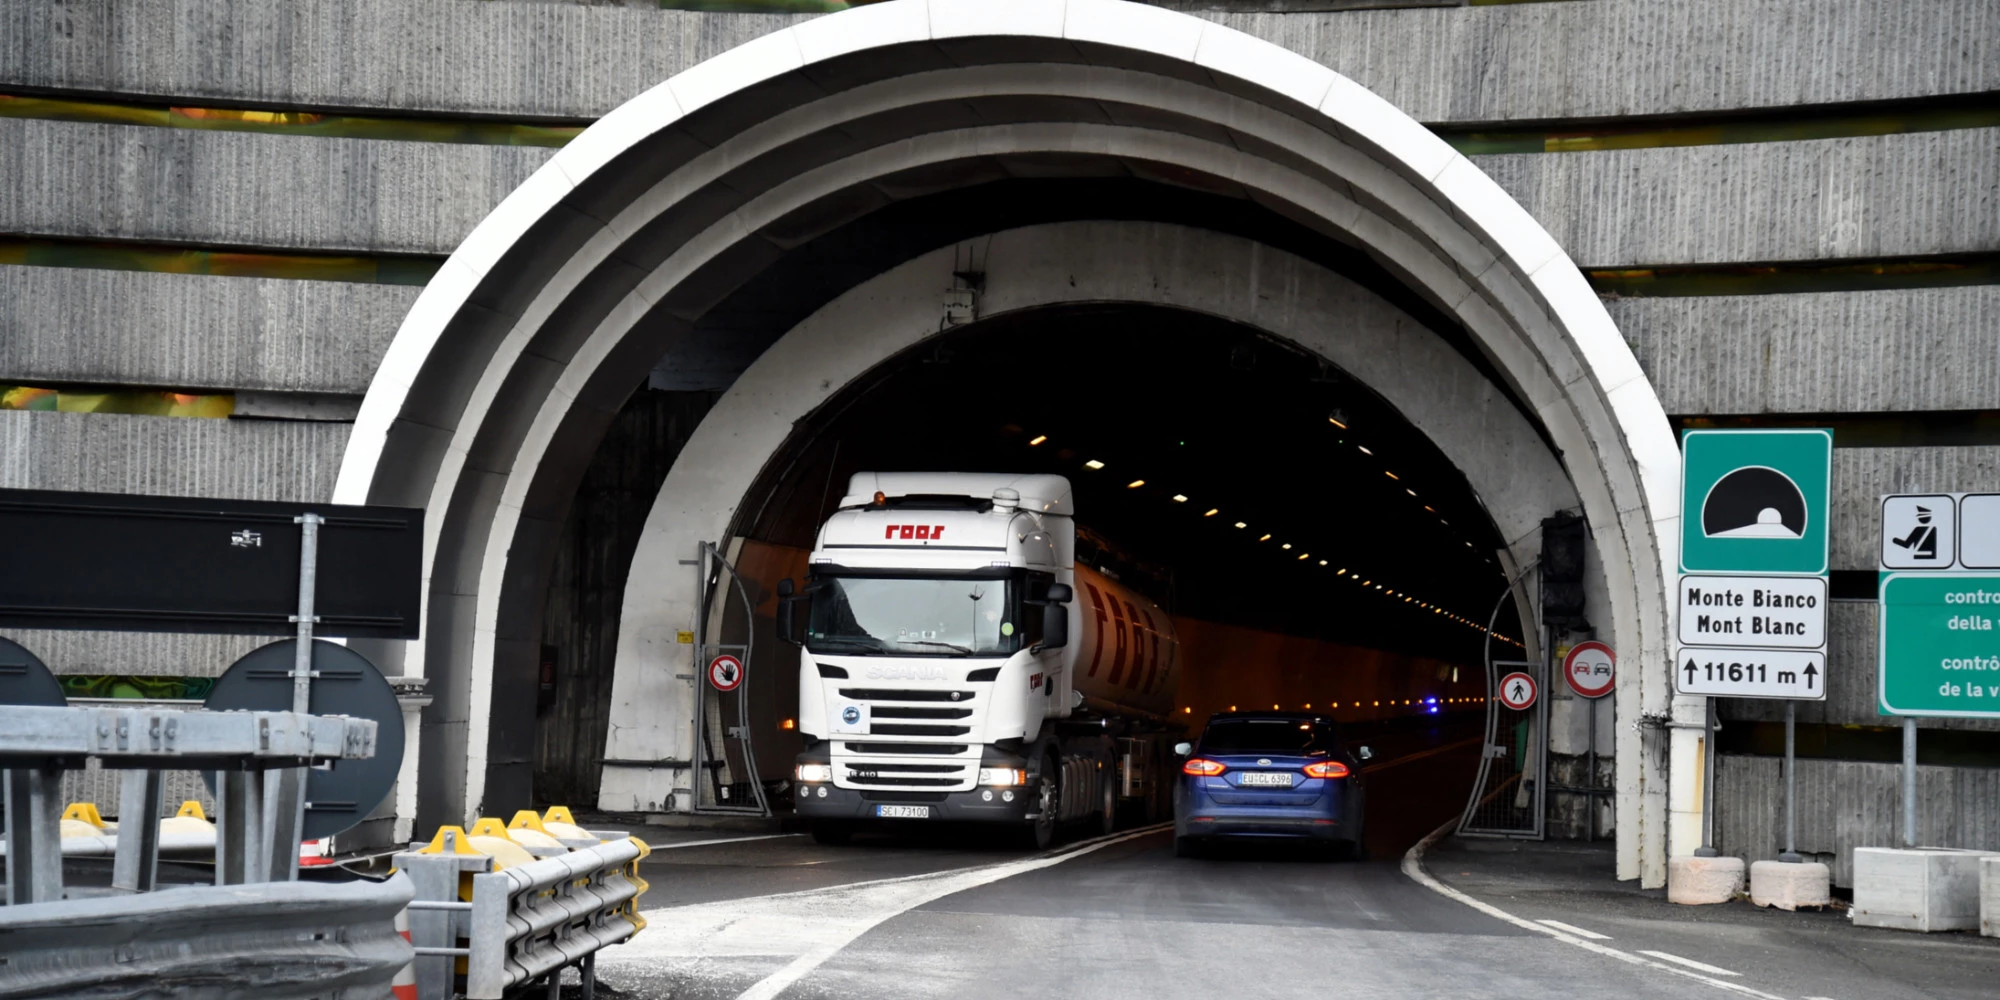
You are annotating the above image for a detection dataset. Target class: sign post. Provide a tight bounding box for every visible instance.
[1676,429,1832,858]
[1877,493,2000,847]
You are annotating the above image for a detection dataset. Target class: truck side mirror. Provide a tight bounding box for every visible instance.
[775,578,799,645]
[1038,583,1072,649]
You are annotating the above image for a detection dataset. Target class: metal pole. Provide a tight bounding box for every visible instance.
[1694,699,1718,857]
[291,513,323,714]
[112,768,164,892]
[1902,717,1918,848]
[1585,695,1597,843]
[1778,702,1801,863]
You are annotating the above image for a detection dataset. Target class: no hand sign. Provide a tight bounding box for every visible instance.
[1562,641,1615,699]
[1498,671,1538,711]
[708,654,744,692]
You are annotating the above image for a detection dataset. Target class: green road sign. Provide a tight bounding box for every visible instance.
[1680,429,1831,575]
[1878,573,2000,718]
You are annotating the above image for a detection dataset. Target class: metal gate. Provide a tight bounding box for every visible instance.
[1457,648,1549,838]
[690,541,769,816]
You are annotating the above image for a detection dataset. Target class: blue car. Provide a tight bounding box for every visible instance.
[1173,712,1370,858]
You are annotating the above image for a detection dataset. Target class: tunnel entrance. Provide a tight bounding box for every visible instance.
[337,2,1682,883]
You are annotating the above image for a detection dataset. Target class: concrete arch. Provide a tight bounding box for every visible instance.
[608,215,1593,796]
[334,0,1684,884]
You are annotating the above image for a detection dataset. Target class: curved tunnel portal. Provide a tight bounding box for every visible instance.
[337,1,1681,885]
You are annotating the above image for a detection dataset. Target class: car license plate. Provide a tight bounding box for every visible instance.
[875,804,931,819]
[1239,772,1292,787]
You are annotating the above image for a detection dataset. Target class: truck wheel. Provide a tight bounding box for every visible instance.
[1098,772,1117,836]
[810,821,853,846]
[1019,762,1059,851]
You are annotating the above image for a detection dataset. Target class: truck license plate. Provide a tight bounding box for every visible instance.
[875,804,931,819]
[1239,772,1292,787]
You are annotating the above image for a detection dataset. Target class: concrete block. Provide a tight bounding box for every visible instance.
[1852,847,1998,932]
[1749,860,1833,911]
[1668,855,1745,905]
[1982,857,2000,938]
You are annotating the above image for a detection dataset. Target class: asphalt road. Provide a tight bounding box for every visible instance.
[584,731,1996,1000]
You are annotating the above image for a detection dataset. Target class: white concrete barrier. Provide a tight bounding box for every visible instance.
[1851,847,1999,932]
[1749,860,1832,911]
[1667,855,1744,905]
[1981,856,1999,939]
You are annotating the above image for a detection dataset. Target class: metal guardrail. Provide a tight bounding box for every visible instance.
[396,829,649,1000]
[0,871,413,1000]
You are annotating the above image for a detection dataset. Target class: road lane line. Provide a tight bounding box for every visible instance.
[1402,820,1788,1000]
[1639,952,1742,977]
[732,822,1171,1000]
[599,822,1173,997]
[1536,919,1612,940]
[647,833,804,850]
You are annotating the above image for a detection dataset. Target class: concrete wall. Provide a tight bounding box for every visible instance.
[2,0,1995,850]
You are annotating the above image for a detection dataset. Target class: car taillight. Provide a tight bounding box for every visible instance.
[1182,758,1226,777]
[1303,761,1350,779]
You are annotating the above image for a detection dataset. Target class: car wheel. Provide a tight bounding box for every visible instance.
[1174,835,1204,859]
[810,822,853,846]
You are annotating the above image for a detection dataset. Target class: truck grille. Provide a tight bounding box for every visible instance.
[842,742,967,755]
[870,706,973,720]
[844,762,970,788]
[868,723,972,737]
[838,688,975,702]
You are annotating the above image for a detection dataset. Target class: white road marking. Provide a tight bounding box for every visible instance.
[1638,951,1742,977]
[600,822,1173,1000]
[647,832,804,850]
[1535,919,1612,940]
[1402,821,1788,1000]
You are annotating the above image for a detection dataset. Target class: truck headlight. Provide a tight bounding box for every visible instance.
[977,767,1027,787]
[796,763,833,783]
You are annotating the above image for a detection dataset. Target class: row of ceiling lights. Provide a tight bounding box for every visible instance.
[1185,696,1491,714]
[1028,432,1522,647]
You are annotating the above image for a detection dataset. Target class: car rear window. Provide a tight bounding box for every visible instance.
[1199,719,1334,753]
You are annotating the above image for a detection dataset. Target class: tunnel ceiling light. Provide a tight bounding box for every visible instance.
[1028,435,1048,446]
[1319,560,1328,566]
[1234,521,1248,529]
[1280,542,1292,550]
[1328,415,1347,429]
[1406,489,1418,497]
[1298,553,1310,560]
[1384,471,1399,480]
[1258,534,1272,542]
[1204,508,1219,517]
[1172,494,1187,502]
[1424,505,1436,513]
[1127,479,1145,488]
[1085,459,1105,470]
[1337,568,1347,575]
[1357,445,1373,455]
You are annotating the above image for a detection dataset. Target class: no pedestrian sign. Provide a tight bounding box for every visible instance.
[708,654,744,692]
[1498,671,1538,710]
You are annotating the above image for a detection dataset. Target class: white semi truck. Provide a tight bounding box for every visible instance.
[777,472,1183,847]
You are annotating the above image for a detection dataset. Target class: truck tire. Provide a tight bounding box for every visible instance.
[810,821,853,846]
[1098,771,1117,836]
[1019,759,1059,851]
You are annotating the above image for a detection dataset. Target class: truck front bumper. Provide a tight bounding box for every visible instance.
[794,782,1035,824]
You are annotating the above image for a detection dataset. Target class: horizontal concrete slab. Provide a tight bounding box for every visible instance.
[0,117,549,254]
[1834,446,2000,572]
[2,0,1991,124]
[1613,286,2000,416]
[1475,129,2000,267]
[0,409,348,500]
[0,266,415,394]
[4,118,1992,268]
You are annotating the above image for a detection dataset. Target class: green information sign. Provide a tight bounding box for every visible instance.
[1680,429,1831,576]
[1878,573,2000,718]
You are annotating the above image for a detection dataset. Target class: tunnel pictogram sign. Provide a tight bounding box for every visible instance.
[708,654,744,692]
[1561,641,1615,699]
[1498,671,1538,711]
[1679,429,1831,576]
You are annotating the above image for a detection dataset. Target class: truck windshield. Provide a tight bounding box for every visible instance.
[806,575,1020,657]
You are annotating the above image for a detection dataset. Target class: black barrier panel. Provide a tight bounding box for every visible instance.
[0,488,421,638]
